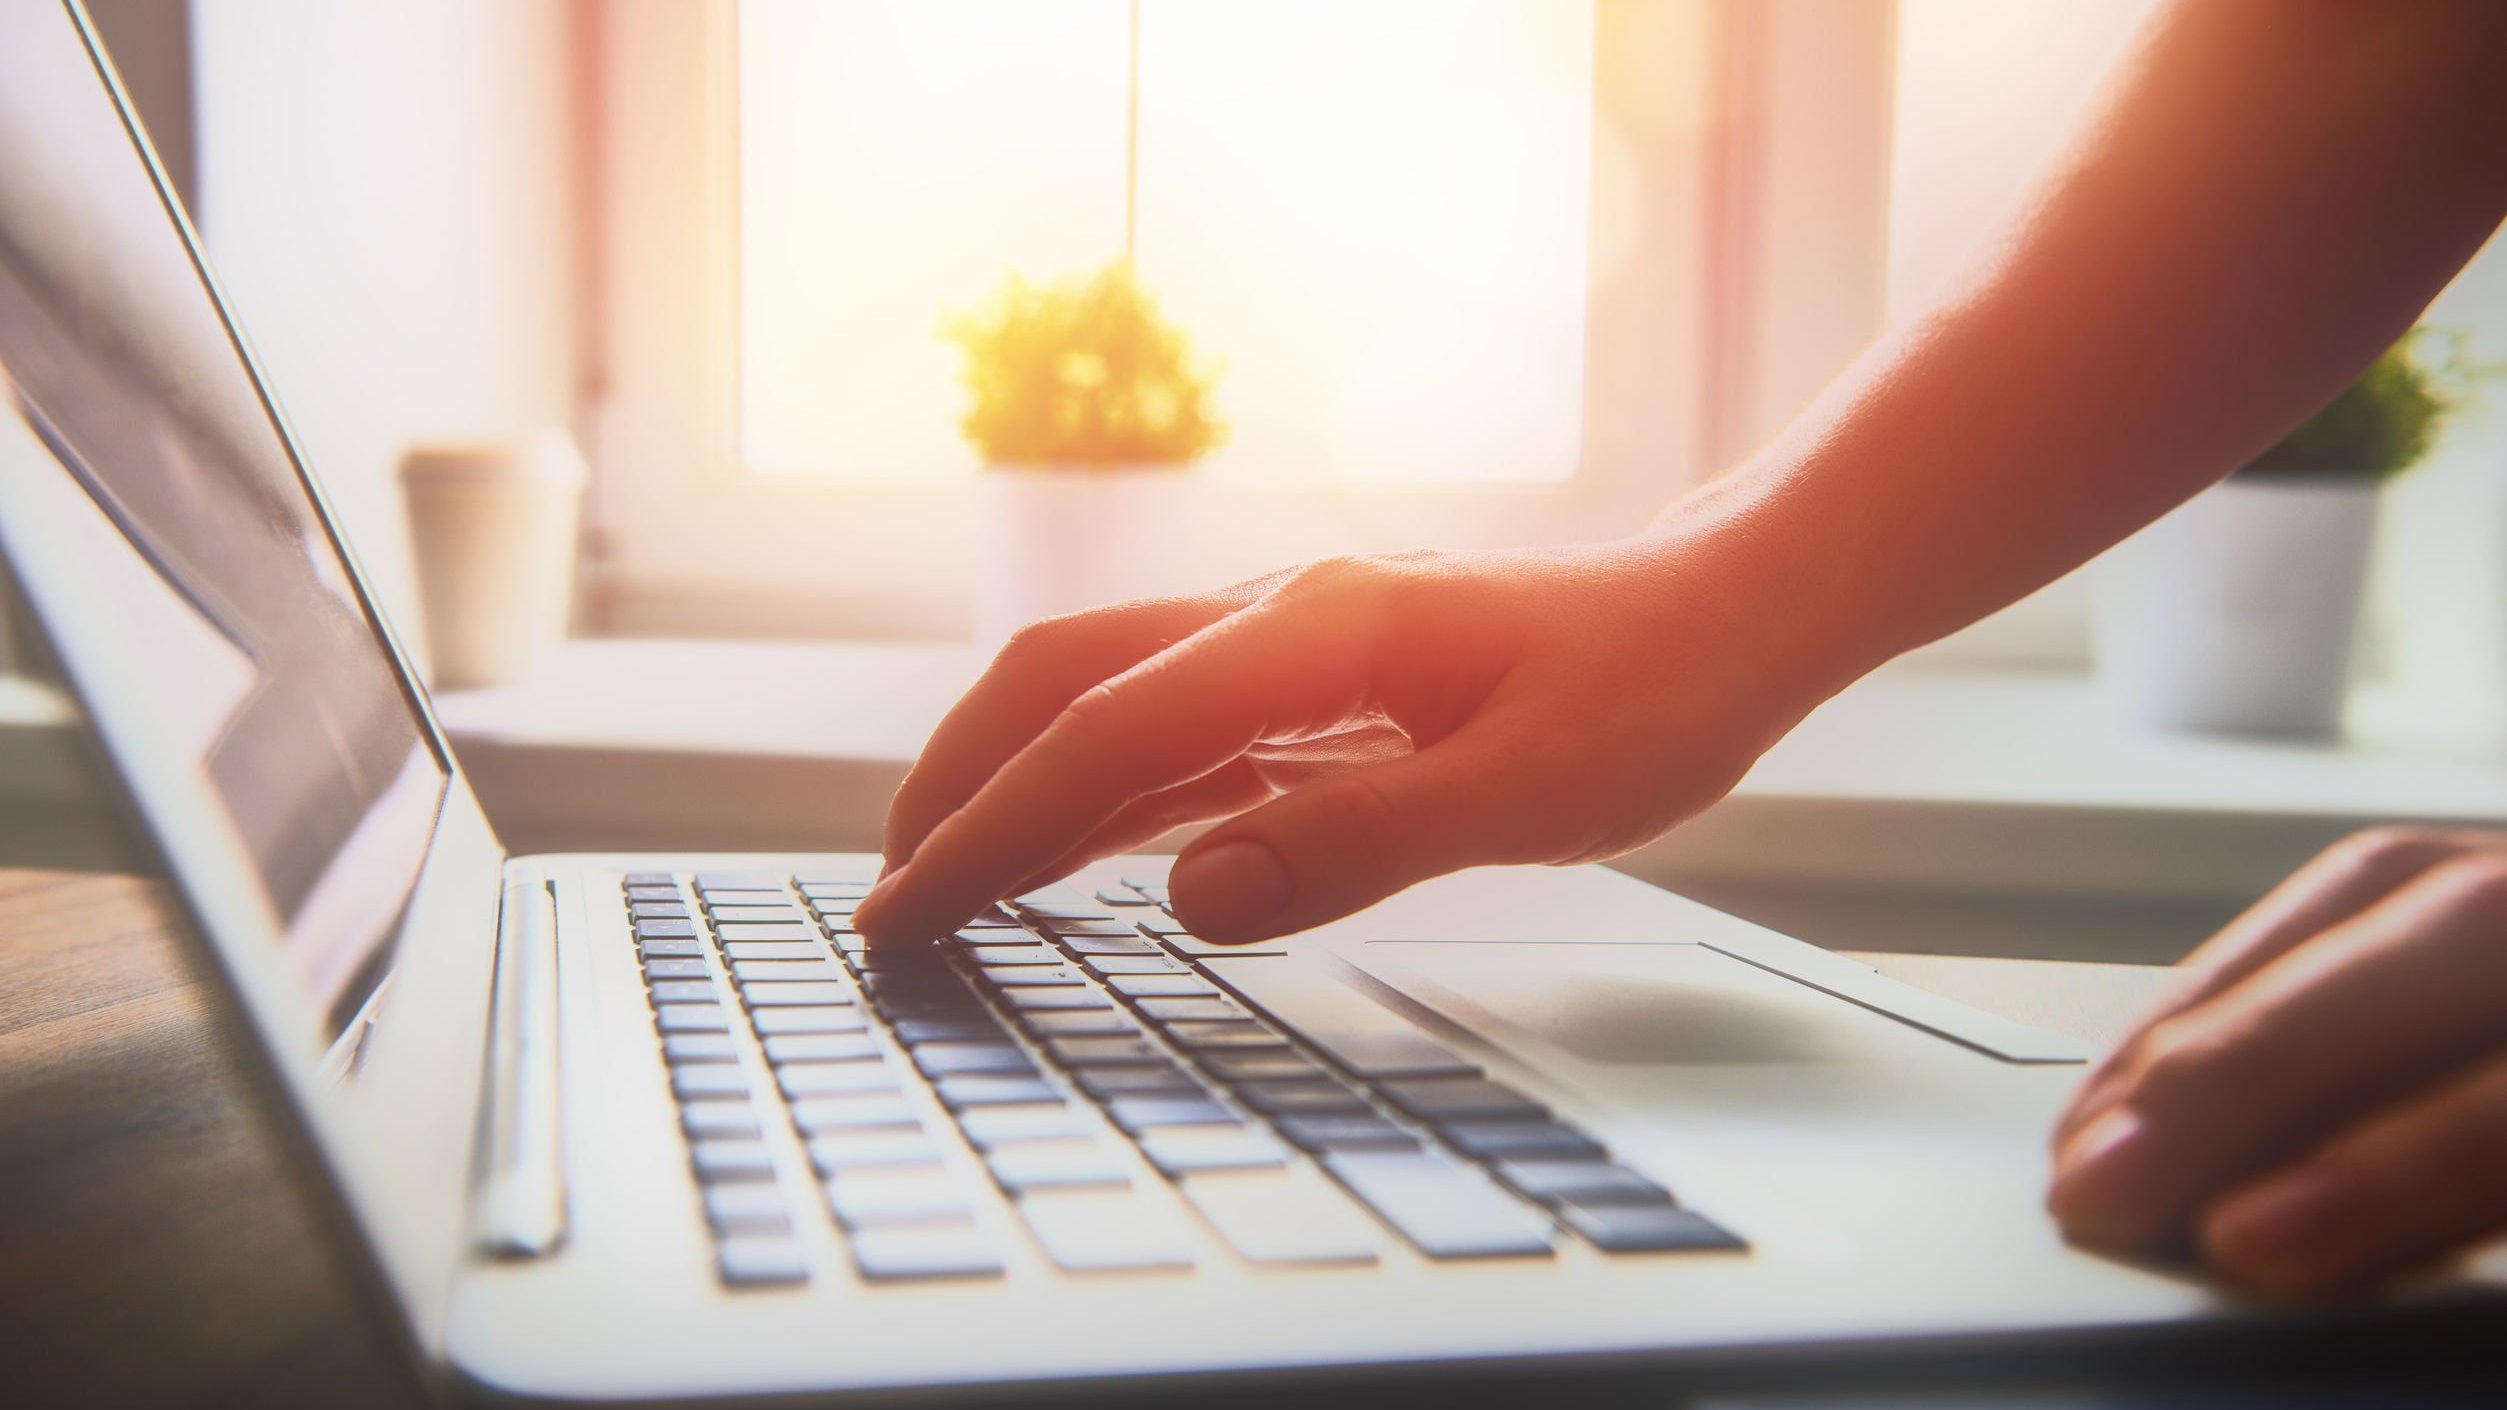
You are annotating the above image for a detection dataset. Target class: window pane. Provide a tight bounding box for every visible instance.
[738,0,1593,483]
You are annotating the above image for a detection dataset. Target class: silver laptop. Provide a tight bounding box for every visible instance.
[0,3,2242,1402]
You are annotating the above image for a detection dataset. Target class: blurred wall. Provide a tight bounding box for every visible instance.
[189,1,582,667]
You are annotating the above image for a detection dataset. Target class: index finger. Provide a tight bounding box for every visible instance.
[857,576,1387,942]
[881,595,1236,872]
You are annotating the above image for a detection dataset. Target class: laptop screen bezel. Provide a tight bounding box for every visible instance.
[0,2,509,1369]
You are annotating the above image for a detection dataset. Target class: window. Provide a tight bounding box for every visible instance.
[587,2,1893,639]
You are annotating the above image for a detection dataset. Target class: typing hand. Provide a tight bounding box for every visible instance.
[853,538,1823,948]
[2047,828,2507,1297]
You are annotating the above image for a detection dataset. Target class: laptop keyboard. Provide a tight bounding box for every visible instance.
[619,871,1745,1289]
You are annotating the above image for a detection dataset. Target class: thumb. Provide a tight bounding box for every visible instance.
[1168,726,1549,944]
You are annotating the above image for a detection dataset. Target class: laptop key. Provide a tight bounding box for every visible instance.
[848,1226,1004,1281]
[672,1065,752,1101]
[1106,1096,1241,1133]
[1106,973,1218,999]
[1197,1051,1328,1084]
[1322,1151,1555,1260]
[740,982,854,1007]
[1495,1161,1673,1209]
[750,1006,868,1034]
[1181,1169,1380,1265]
[1018,1010,1141,1038]
[696,871,784,891]
[1162,1021,1288,1051]
[643,957,710,981]
[662,1033,739,1063]
[776,1062,900,1098]
[1379,1078,1546,1124]
[1000,987,1113,1012]
[1080,954,1186,976]
[1044,1036,1169,1068]
[703,1183,793,1236]
[1234,1079,1371,1117]
[1558,1203,1745,1254]
[985,1143,1133,1194]
[691,1139,779,1182]
[934,1075,1064,1109]
[700,888,788,907]
[712,923,820,945]
[1273,1113,1420,1153]
[1041,918,1139,938]
[826,1174,979,1230]
[656,1002,732,1033]
[1059,934,1160,956]
[911,1043,1039,1077]
[648,979,719,1004]
[1137,1129,1290,1177]
[980,967,1086,988]
[629,901,690,920]
[683,1103,764,1140]
[715,1235,809,1287]
[1076,1067,1206,1101]
[891,1017,1006,1044]
[807,1130,943,1173]
[636,932,700,952]
[622,871,676,888]
[957,1105,1098,1148]
[722,940,823,961]
[761,1032,879,1064]
[951,927,1041,947]
[966,945,1062,966]
[1095,888,1155,907]
[732,959,843,982]
[788,1095,920,1132]
[1133,997,1250,1025]
[1439,1121,1607,1163]
[1017,1191,1194,1273]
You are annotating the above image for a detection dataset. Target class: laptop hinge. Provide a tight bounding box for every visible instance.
[474,878,568,1257]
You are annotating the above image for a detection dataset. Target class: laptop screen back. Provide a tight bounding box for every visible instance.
[0,3,505,1359]
[0,9,447,1044]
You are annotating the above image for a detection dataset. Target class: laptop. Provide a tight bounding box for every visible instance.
[0,3,2252,1402]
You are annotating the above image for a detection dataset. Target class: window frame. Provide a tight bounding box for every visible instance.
[580,0,1896,642]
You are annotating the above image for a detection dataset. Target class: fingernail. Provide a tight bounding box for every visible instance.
[2204,1167,2351,1293]
[2047,1108,2158,1246]
[1171,839,1292,941]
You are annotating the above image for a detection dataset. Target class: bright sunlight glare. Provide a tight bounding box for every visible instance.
[738,0,1595,484]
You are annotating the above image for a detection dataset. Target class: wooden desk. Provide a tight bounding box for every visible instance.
[0,867,2255,1408]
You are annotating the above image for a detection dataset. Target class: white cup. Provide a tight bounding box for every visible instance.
[399,430,586,689]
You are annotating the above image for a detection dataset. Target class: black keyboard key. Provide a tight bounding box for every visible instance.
[643,958,710,980]
[662,1033,739,1063]
[716,1235,809,1286]
[656,1003,732,1033]
[1495,1161,1673,1209]
[933,1075,1063,1109]
[1076,1067,1204,1101]
[634,919,698,940]
[1045,1035,1169,1068]
[911,1043,1038,1077]
[732,959,844,983]
[1235,1079,1371,1117]
[847,1227,1004,1281]
[1106,1096,1241,1132]
[703,1183,793,1236]
[1274,1113,1420,1153]
[891,1017,1005,1044]
[648,979,719,1004]
[1059,934,1160,956]
[1439,1121,1607,1163]
[711,922,819,944]
[1379,1078,1546,1124]
[681,1102,763,1139]
[1133,996,1249,1025]
[762,1032,880,1064]
[1558,1203,1745,1253]
[1322,1151,1555,1259]
[1197,1051,1328,1084]
[671,1065,752,1101]
[788,1095,921,1132]
[750,1006,869,1034]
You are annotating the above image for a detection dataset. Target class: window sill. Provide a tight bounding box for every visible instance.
[427,638,2507,911]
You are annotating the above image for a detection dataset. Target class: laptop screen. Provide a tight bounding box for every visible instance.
[0,8,449,1044]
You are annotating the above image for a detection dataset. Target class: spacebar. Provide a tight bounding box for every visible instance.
[1323,1151,1554,1259]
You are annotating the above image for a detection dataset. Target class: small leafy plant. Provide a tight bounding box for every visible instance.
[2242,327,2482,481]
[943,259,1224,469]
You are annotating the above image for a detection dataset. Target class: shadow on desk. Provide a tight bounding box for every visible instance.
[1,867,2497,1409]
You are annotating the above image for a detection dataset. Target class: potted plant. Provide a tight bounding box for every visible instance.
[2095,329,2478,737]
[945,259,1225,642]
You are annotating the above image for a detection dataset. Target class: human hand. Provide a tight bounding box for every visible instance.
[2047,827,2507,1298]
[853,534,1838,947]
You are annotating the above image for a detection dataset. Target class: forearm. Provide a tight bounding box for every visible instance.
[1671,0,2507,694]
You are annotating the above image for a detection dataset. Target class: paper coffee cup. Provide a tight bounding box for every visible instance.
[399,430,586,689]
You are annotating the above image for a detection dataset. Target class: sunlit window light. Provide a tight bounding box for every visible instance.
[737,0,1595,484]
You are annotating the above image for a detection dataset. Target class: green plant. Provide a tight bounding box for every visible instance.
[2242,327,2482,480]
[943,258,1224,469]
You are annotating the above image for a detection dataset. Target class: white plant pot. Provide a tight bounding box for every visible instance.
[2093,477,2380,738]
[972,466,1206,645]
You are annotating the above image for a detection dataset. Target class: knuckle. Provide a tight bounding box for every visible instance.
[2129,1017,2244,1116]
